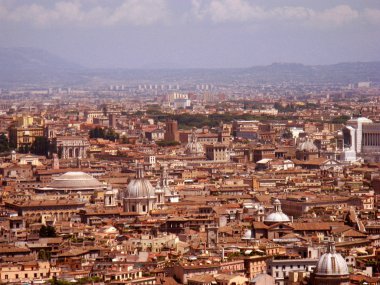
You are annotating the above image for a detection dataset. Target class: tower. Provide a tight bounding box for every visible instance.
[11,150,17,163]
[52,153,59,170]
[206,225,219,248]
[104,187,117,207]
[164,119,179,142]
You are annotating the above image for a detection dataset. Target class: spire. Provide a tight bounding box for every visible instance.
[136,164,144,179]
[327,241,336,254]
[161,165,168,187]
[190,127,197,143]
[273,199,282,212]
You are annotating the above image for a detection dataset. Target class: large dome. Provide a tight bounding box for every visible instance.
[297,140,318,152]
[49,171,103,189]
[264,199,290,224]
[265,212,291,223]
[315,242,348,276]
[185,128,204,156]
[242,229,254,240]
[125,167,156,199]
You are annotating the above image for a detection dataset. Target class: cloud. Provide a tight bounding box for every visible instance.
[0,0,169,27]
[310,5,359,27]
[364,8,380,25]
[191,1,377,28]
[0,0,379,29]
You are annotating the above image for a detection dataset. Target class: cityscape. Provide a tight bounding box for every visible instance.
[1,1,380,285]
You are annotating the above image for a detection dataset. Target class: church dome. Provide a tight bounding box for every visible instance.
[315,242,349,276]
[297,140,318,152]
[49,171,103,189]
[185,141,204,156]
[185,128,204,156]
[125,166,156,199]
[242,229,253,240]
[264,199,290,224]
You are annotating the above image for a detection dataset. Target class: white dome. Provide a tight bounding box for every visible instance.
[264,199,290,223]
[315,243,348,276]
[185,128,204,156]
[297,140,318,152]
[126,179,156,198]
[242,229,253,240]
[264,212,291,223]
[49,171,103,189]
[185,141,204,156]
[125,166,156,199]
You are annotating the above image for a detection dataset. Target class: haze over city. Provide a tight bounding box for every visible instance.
[1,0,380,68]
[2,1,380,285]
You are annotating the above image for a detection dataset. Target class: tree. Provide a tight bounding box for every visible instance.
[156,140,180,147]
[19,144,30,154]
[104,128,119,142]
[331,115,350,124]
[89,127,119,142]
[89,126,105,139]
[0,133,10,153]
[39,225,57,237]
[38,249,51,260]
[31,136,50,156]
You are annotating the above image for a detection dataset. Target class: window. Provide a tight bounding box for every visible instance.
[5,275,8,279]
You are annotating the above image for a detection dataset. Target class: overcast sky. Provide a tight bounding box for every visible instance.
[1,0,380,68]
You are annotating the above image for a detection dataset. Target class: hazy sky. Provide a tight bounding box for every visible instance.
[1,0,380,68]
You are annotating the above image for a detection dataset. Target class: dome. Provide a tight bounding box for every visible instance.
[242,229,253,240]
[264,212,291,223]
[125,166,156,199]
[264,199,290,224]
[185,141,204,156]
[297,140,318,152]
[49,171,103,189]
[315,242,348,276]
[185,128,204,156]
[354,117,373,124]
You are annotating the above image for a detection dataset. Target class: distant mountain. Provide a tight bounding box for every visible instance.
[0,47,86,87]
[1,47,380,87]
[241,62,380,84]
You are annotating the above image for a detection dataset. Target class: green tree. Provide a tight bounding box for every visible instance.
[38,249,51,260]
[89,127,119,142]
[0,133,10,153]
[31,136,50,156]
[104,128,119,142]
[156,140,180,147]
[19,144,30,154]
[331,115,350,124]
[39,225,57,237]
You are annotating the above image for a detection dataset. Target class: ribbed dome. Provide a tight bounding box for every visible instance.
[315,242,348,276]
[297,140,318,152]
[265,212,291,223]
[49,171,103,189]
[264,199,290,223]
[125,166,156,199]
[185,128,204,156]
[126,179,156,198]
[242,229,253,240]
[185,141,204,156]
